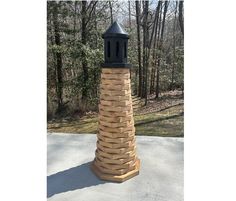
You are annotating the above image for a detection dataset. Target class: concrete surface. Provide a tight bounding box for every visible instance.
[47,133,184,201]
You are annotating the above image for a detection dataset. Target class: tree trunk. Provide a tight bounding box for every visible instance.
[149,1,161,94]
[128,1,131,31]
[135,1,142,97]
[179,1,184,36]
[149,67,156,94]
[151,2,162,94]
[48,16,57,96]
[152,1,161,58]
[155,1,168,99]
[171,1,178,90]
[142,0,148,100]
[81,1,89,103]
[52,2,63,113]
[73,1,77,41]
[109,1,113,24]
[144,0,149,105]
[71,1,77,78]
[94,6,98,98]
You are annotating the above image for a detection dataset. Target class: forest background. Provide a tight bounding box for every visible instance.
[47,0,184,137]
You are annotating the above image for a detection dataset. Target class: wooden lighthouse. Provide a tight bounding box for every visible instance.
[91,21,140,182]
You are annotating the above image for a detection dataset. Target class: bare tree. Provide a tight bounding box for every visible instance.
[142,0,149,104]
[171,1,178,90]
[81,1,88,103]
[156,0,169,99]
[52,1,63,113]
[144,0,163,104]
[71,1,78,77]
[81,1,98,103]
[109,1,113,24]
[179,1,184,36]
[135,1,142,97]
[128,1,131,30]
[150,1,162,94]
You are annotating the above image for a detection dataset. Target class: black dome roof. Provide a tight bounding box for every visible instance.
[102,21,129,39]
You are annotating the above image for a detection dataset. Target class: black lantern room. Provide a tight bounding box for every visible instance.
[102,21,131,68]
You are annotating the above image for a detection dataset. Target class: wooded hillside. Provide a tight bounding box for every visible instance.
[47,0,184,120]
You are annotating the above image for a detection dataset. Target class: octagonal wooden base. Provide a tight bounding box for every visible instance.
[91,159,140,183]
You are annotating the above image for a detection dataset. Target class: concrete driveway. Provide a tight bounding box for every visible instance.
[47,133,184,201]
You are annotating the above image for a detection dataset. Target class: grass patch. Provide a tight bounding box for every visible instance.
[134,104,183,137]
[47,117,98,134]
[48,104,183,137]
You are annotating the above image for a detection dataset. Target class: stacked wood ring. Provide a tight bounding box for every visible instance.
[91,68,140,182]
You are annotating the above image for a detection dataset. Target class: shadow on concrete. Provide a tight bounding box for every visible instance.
[47,161,105,198]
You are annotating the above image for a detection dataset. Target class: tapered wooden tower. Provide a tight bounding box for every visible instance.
[91,22,140,182]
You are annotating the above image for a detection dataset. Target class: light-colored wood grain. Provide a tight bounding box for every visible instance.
[96,157,137,170]
[99,124,134,133]
[99,129,135,138]
[99,115,132,123]
[97,134,134,143]
[97,148,136,159]
[91,159,140,182]
[93,160,126,175]
[99,109,133,117]
[100,84,131,91]
[97,141,136,154]
[95,150,136,165]
[101,73,130,80]
[100,100,131,107]
[102,68,129,74]
[99,104,132,112]
[100,89,131,96]
[95,157,137,172]
[99,119,134,128]
[95,157,136,172]
[100,94,131,101]
[98,138,135,149]
[91,68,140,182]
[101,79,130,85]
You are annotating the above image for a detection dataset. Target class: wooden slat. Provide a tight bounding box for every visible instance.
[99,109,133,117]
[99,115,132,123]
[95,150,136,165]
[91,159,140,182]
[102,68,129,74]
[95,157,137,170]
[100,94,131,101]
[97,141,136,154]
[99,124,134,133]
[99,119,134,128]
[101,79,130,85]
[100,84,131,90]
[98,138,135,149]
[97,134,134,144]
[99,130,135,138]
[99,104,132,112]
[101,73,130,80]
[94,160,126,175]
[96,148,136,160]
[100,100,131,107]
[100,89,131,96]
